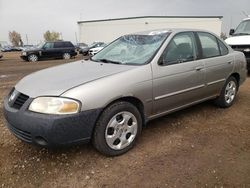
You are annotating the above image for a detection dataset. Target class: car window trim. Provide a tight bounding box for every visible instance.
[196,31,226,59]
[217,38,229,56]
[158,31,198,66]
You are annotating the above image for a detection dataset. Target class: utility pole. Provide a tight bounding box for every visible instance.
[26,34,28,45]
[75,32,78,44]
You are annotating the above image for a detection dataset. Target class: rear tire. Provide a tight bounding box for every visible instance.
[63,53,71,60]
[92,101,142,156]
[214,76,238,108]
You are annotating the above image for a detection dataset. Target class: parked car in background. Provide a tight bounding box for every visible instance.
[1,46,22,52]
[226,17,250,71]
[3,29,247,156]
[20,41,77,62]
[79,42,105,56]
[75,43,88,51]
[19,45,35,51]
[12,46,22,51]
[89,43,107,56]
[1,46,13,52]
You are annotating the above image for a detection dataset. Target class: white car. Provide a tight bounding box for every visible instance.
[89,45,106,56]
[225,17,250,70]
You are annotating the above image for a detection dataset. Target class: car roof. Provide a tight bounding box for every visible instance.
[133,28,212,35]
[47,41,72,43]
[243,17,250,21]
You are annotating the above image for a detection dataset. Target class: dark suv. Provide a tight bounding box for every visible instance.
[20,41,77,62]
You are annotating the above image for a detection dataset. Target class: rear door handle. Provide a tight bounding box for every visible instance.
[228,61,233,64]
[195,66,203,71]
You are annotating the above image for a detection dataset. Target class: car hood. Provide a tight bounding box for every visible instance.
[15,60,136,98]
[23,47,41,52]
[225,35,250,45]
[90,47,104,51]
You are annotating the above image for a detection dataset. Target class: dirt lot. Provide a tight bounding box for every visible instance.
[0,52,250,188]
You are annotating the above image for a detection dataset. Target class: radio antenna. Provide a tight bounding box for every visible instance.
[242,11,249,17]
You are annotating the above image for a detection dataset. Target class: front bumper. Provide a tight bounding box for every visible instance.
[246,57,250,70]
[20,55,28,61]
[3,95,102,147]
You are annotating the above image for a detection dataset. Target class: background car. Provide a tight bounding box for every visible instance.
[226,17,250,71]
[75,42,88,51]
[19,45,35,51]
[88,43,107,56]
[1,45,14,52]
[79,42,106,56]
[20,41,77,62]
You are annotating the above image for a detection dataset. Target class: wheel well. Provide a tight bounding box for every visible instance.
[230,73,240,86]
[106,97,146,126]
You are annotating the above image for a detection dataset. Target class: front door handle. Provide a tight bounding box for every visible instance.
[195,66,203,71]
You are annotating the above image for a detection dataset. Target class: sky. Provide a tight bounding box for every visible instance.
[0,0,250,45]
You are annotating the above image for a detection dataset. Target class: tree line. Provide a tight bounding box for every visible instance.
[8,30,61,46]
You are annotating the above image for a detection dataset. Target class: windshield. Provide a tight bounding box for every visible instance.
[91,33,169,65]
[234,20,250,35]
[37,42,45,49]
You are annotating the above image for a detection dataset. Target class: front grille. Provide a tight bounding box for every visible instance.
[230,45,250,50]
[7,123,32,143]
[8,89,29,110]
[12,93,29,109]
[230,45,250,59]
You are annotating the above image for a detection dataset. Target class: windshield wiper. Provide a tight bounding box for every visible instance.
[95,58,122,64]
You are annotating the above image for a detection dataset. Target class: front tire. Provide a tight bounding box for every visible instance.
[28,54,38,62]
[214,76,238,108]
[92,101,142,156]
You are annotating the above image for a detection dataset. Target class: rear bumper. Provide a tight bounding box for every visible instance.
[70,52,77,57]
[3,95,102,147]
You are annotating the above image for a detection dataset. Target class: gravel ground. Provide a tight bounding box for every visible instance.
[0,52,250,188]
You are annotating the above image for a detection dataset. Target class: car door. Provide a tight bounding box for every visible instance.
[41,42,55,58]
[54,42,65,57]
[196,32,234,97]
[152,32,206,115]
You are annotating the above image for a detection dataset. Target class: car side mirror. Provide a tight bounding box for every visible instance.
[229,29,235,36]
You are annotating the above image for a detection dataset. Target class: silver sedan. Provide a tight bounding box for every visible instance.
[3,29,247,156]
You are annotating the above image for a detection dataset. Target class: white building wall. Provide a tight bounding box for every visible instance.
[78,17,222,44]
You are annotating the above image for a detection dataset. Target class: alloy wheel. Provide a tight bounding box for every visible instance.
[105,111,138,150]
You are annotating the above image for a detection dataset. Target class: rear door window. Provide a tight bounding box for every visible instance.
[54,42,64,48]
[218,40,229,56]
[64,42,73,48]
[197,32,220,58]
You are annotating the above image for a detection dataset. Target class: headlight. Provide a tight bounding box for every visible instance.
[243,48,250,52]
[29,97,80,115]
